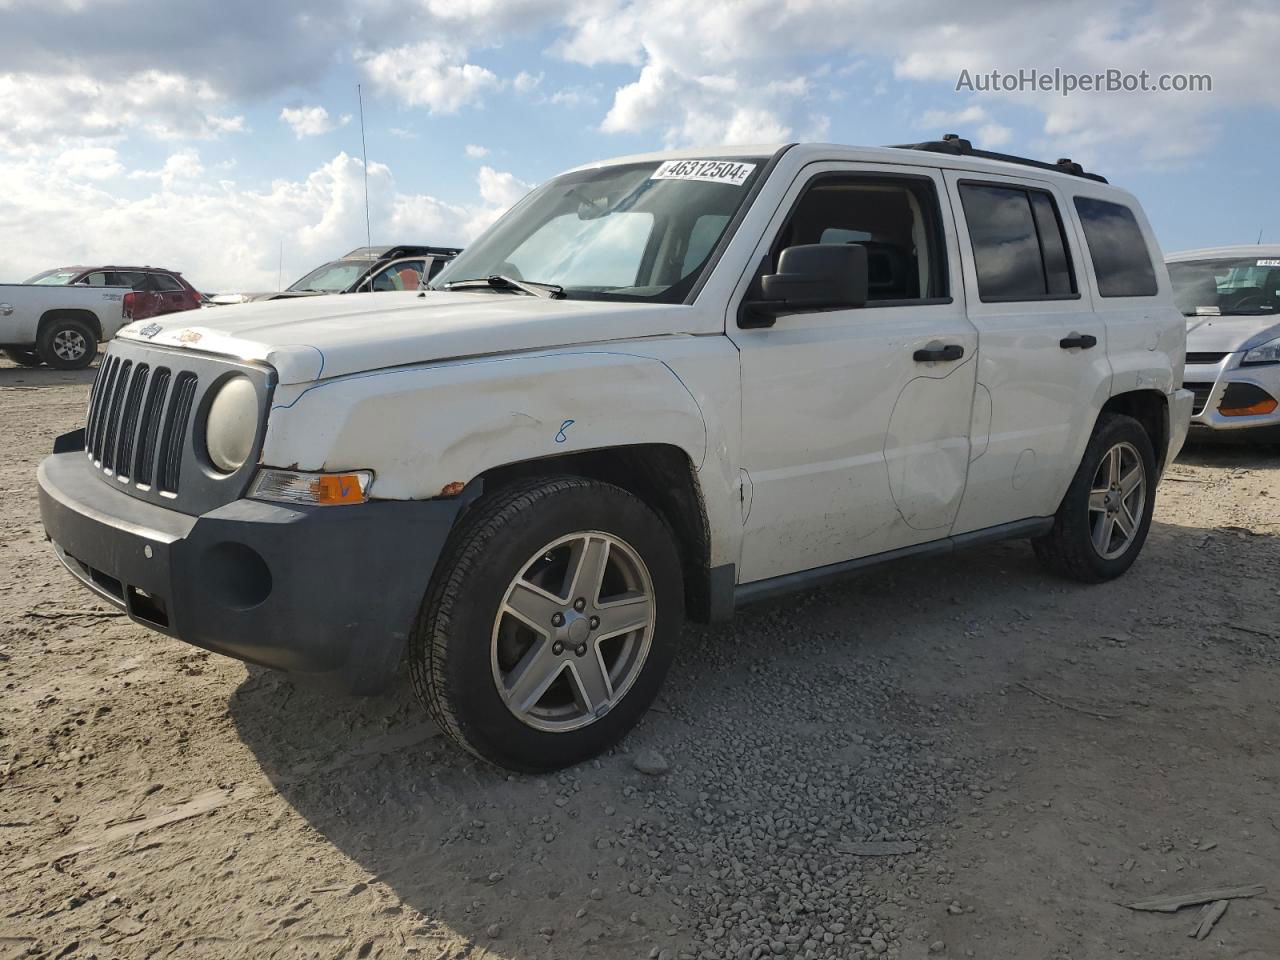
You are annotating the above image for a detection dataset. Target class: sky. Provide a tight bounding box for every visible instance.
[0,0,1277,292]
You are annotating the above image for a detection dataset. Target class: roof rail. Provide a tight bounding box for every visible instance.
[892,133,1108,184]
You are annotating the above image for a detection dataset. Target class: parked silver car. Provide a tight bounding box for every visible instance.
[1169,245,1280,441]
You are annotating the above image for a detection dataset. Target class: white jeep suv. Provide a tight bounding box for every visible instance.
[38,138,1193,771]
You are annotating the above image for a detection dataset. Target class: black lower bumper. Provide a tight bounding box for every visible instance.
[37,450,464,693]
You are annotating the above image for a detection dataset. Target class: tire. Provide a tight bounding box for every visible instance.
[36,318,98,370]
[1033,413,1157,583]
[410,476,684,772]
[2,348,42,367]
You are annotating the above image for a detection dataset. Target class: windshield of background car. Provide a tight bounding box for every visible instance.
[287,260,368,293]
[429,158,767,302]
[1169,256,1280,317]
[25,269,78,285]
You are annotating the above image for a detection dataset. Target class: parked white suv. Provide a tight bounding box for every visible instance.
[38,139,1192,771]
[1169,245,1280,441]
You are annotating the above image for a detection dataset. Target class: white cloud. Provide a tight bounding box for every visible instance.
[513,70,543,93]
[280,105,350,138]
[464,143,489,158]
[0,153,530,291]
[0,70,244,152]
[357,40,500,114]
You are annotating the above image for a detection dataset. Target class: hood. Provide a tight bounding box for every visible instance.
[117,290,697,384]
[1185,314,1280,354]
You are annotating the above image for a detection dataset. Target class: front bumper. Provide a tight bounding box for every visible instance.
[38,447,464,693]
[1184,355,1280,440]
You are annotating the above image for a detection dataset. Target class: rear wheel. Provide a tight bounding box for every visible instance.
[2,348,42,367]
[410,476,684,772]
[1033,413,1157,582]
[37,318,97,370]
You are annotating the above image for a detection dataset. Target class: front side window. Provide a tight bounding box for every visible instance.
[769,176,948,303]
[367,260,426,291]
[1073,196,1158,298]
[1169,256,1280,317]
[959,183,1077,301]
[431,157,766,302]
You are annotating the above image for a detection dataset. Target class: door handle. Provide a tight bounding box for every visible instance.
[913,343,964,362]
[1059,333,1098,350]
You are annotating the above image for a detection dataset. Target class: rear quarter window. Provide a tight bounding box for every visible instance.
[1072,197,1158,297]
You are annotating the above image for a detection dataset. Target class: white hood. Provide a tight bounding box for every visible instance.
[1185,314,1280,354]
[118,291,698,384]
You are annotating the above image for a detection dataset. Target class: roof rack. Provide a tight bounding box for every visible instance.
[892,133,1108,184]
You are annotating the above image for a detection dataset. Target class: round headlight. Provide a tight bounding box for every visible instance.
[204,376,258,473]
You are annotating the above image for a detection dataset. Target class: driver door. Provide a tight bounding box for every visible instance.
[728,162,978,584]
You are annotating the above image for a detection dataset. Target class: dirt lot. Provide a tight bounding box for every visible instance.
[2,357,1278,960]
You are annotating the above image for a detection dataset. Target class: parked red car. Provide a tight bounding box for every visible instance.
[24,265,202,321]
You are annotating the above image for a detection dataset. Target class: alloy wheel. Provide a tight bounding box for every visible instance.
[491,531,655,733]
[53,329,87,361]
[1088,441,1146,560]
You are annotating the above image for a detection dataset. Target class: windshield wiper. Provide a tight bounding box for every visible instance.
[443,275,566,299]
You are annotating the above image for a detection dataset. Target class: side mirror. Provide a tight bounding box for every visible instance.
[742,243,868,327]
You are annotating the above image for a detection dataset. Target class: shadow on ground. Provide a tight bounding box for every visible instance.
[225,511,1280,956]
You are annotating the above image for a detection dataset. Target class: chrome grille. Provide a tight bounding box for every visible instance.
[86,357,197,493]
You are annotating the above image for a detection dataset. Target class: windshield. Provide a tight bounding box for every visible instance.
[431,157,766,302]
[24,269,78,285]
[1169,256,1280,317]
[287,260,369,293]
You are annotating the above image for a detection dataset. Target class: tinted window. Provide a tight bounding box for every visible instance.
[773,176,948,302]
[1073,197,1158,297]
[1029,193,1076,296]
[152,273,184,292]
[368,260,425,291]
[111,271,150,290]
[960,183,1077,301]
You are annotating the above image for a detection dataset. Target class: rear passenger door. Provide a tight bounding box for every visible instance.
[944,172,1110,534]
[110,271,161,320]
[150,273,194,315]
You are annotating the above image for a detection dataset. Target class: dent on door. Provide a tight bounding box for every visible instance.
[883,356,976,530]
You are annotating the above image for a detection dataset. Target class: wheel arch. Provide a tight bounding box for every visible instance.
[1099,389,1170,473]
[474,443,716,623]
[39,308,103,341]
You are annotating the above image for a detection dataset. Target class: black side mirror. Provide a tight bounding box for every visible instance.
[742,243,868,328]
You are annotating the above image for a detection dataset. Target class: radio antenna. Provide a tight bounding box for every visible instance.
[358,83,372,252]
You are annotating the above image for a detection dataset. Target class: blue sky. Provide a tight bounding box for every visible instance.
[1,0,1276,290]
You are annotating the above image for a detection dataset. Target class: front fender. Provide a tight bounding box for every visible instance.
[260,349,709,500]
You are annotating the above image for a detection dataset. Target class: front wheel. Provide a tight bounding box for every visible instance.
[1033,413,1157,582]
[410,477,684,772]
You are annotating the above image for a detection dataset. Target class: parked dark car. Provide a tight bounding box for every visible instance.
[24,266,202,321]
[206,245,462,305]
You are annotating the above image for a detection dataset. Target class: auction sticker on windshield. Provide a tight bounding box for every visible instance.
[1258,259,1280,267]
[651,160,756,186]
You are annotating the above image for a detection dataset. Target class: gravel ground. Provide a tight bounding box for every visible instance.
[2,357,1278,960]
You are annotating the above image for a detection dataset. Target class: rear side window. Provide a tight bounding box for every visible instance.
[152,273,184,292]
[1073,197,1158,297]
[959,183,1077,301]
[80,272,110,286]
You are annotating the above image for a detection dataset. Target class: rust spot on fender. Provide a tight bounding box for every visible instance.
[440,481,466,498]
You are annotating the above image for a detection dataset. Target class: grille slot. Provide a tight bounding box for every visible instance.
[1186,352,1228,365]
[1184,382,1214,416]
[99,360,132,473]
[134,367,171,487]
[157,372,198,494]
[114,363,149,482]
[88,356,121,462]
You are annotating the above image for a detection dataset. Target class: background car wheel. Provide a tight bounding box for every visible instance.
[1033,412,1157,583]
[2,348,42,367]
[36,318,98,370]
[410,476,684,772]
